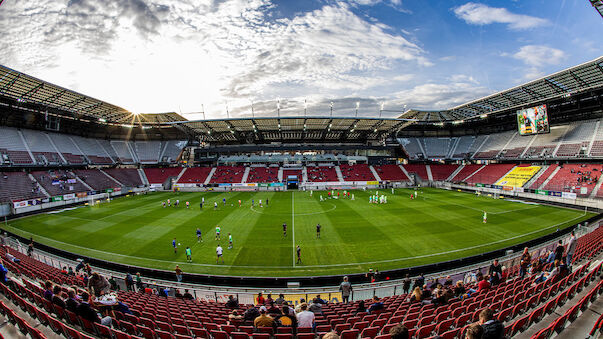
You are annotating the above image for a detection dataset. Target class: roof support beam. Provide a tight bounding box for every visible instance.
[544,78,565,94]
[62,96,87,110]
[569,71,588,88]
[42,89,67,105]
[0,74,20,92]
[20,83,44,99]
[520,86,544,100]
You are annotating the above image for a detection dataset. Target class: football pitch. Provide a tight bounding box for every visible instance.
[3,188,595,277]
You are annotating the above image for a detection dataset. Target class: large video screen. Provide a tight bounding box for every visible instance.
[517,104,549,135]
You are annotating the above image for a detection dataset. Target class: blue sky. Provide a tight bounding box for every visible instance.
[0,0,601,119]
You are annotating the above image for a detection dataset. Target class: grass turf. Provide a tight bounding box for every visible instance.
[3,188,594,277]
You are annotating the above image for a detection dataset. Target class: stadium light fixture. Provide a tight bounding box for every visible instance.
[356,101,359,117]
[304,99,307,117]
[480,114,488,119]
[330,101,333,117]
[98,118,106,123]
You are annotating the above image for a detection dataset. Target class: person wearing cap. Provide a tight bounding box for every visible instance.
[254,306,274,328]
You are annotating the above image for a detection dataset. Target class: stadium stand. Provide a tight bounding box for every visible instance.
[161,140,186,163]
[373,164,409,182]
[464,163,516,185]
[110,141,136,164]
[210,166,246,184]
[31,170,88,196]
[429,164,459,181]
[135,141,163,164]
[71,136,114,165]
[144,167,183,184]
[282,169,303,182]
[0,172,45,203]
[339,164,376,182]
[399,138,423,160]
[177,167,213,184]
[306,165,339,182]
[402,164,428,181]
[499,133,533,159]
[421,138,452,159]
[103,168,143,187]
[452,136,479,159]
[472,131,514,160]
[48,133,86,165]
[73,169,119,190]
[450,164,483,182]
[21,129,64,165]
[247,166,279,183]
[528,164,558,190]
[0,127,34,165]
[542,164,602,196]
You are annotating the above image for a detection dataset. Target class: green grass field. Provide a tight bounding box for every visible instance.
[2,188,594,277]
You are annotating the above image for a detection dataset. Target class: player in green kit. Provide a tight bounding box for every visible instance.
[185,246,192,262]
[215,226,221,240]
[228,233,233,249]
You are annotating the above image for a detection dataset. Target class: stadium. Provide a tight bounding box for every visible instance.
[0,1,603,339]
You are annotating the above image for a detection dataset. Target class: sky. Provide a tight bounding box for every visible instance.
[0,0,601,120]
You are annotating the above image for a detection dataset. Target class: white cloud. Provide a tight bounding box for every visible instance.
[511,45,566,67]
[0,0,429,117]
[393,82,490,110]
[454,2,548,30]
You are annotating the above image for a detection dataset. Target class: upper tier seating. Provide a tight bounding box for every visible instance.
[144,167,183,184]
[0,127,33,165]
[0,172,45,203]
[399,138,423,160]
[543,164,601,196]
[421,138,452,158]
[110,141,136,164]
[473,131,514,159]
[464,163,515,185]
[499,133,533,159]
[177,167,213,184]
[452,136,479,159]
[339,164,376,182]
[73,169,118,190]
[104,168,143,187]
[31,170,88,196]
[135,141,162,163]
[247,166,279,183]
[48,133,86,164]
[21,129,64,165]
[71,136,114,165]
[209,166,245,183]
[402,164,428,181]
[162,140,186,162]
[590,140,603,157]
[306,166,339,182]
[429,164,459,181]
[373,164,409,181]
[450,164,483,182]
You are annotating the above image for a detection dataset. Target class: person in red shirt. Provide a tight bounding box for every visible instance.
[477,275,491,292]
[256,292,265,305]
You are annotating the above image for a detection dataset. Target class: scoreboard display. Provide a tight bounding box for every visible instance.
[517,104,549,135]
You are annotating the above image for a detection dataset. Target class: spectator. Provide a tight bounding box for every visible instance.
[125,273,134,291]
[519,247,531,278]
[454,281,466,297]
[67,267,75,276]
[183,289,194,300]
[5,252,20,263]
[52,285,66,309]
[0,260,8,285]
[267,302,280,316]
[226,295,239,308]
[410,287,422,303]
[256,292,265,305]
[244,305,260,322]
[108,276,117,291]
[389,324,409,339]
[43,281,53,301]
[275,306,297,330]
[175,289,183,298]
[27,241,34,257]
[265,293,274,305]
[88,272,111,296]
[296,303,315,329]
[413,273,425,290]
[136,272,143,290]
[313,294,326,304]
[432,289,446,306]
[566,231,577,267]
[174,265,183,282]
[309,300,323,315]
[546,250,555,264]
[339,276,352,303]
[76,291,112,326]
[478,275,491,292]
[465,324,484,339]
[554,240,564,262]
[323,332,339,339]
[295,298,306,313]
[65,289,79,313]
[402,274,411,295]
[355,300,367,314]
[228,310,243,324]
[478,308,504,339]
[254,306,274,328]
[275,293,285,305]
[368,296,384,313]
[444,275,453,287]
[488,260,503,285]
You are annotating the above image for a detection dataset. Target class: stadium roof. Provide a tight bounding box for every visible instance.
[401,56,603,123]
[592,0,603,18]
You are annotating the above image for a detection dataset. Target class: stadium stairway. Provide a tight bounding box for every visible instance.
[27,173,50,198]
[447,164,464,181]
[524,165,549,189]
[369,165,381,182]
[99,169,123,186]
[204,167,216,185]
[588,175,603,199]
[242,167,251,183]
[335,166,344,182]
[138,168,149,186]
[398,165,412,184]
[425,165,433,181]
[537,165,561,190]
[71,170,93,191]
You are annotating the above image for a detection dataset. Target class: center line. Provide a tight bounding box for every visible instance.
[292,191,296,267]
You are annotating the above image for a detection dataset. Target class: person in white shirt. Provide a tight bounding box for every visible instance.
[296,303,315,329]
[216,245,224,264]
[566,231,577,266]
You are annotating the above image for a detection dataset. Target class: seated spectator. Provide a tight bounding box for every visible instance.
[226,295,239,308]
[76,291,112,326]
[444,275,453,287]
[52,285,66,309]
[313,294,327,304]
[61,267,68,275]
[323,332,339,339]
[244,305,260,322]
[478,308,504,339]
[275,306,297,330]
[477,275,491,292]
[108,276,117,291]
[534,260,561,284]
[265,293,274,305]
[5,252,20,263]
[465,324,484,339]
[355,300,367,314]
[432,289,446,306]
[254,306,274,328]
[295,298,306,313]
[275,293,285,305]
[296,303,315,329]
[115,301,133,315]
[267,301,280,316]
[67,267,75,276]
[309,300,323,315]
[183,289,194,300]
[0,260,8,285]
[368,296,384,313]
[409,287,422,303]
[174,289,183,298]
[65,289,79,313]
[228,310,243,324]
[389,324,409,339]
[43,281,53,301]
